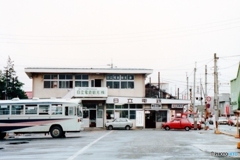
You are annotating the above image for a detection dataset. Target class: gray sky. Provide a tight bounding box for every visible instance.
[0,0,240,98]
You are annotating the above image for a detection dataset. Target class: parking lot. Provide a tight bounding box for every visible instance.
[1,128,240,160]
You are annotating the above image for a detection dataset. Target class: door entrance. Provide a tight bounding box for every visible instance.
[145,111,156,128]
[95,79,101,87]
[82,102,105,128]
[89,110,96,127]
[91,79,102,87]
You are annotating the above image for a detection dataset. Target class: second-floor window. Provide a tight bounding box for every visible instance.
[75,74,89,87]
[59,74,73,88]
[43,74,73,89]
[106,74,134,89]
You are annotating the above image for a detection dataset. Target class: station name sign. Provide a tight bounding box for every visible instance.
[75,87,108,97]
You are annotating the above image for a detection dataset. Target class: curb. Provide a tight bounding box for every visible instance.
[219,131,236,137]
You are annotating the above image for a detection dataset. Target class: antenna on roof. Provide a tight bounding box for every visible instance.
[107,58,114,68]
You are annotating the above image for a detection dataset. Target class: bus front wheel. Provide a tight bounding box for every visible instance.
[50,126,63,138]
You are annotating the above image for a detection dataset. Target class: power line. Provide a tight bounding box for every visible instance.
[1,17,240,38]
[218,62,239,70]
[219,55,240,58]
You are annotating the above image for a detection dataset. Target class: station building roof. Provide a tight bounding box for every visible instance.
[25,67,153,78]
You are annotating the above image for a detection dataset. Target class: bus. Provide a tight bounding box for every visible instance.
[0,98,83,139]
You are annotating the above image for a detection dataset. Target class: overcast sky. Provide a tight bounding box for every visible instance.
[0,0,239,99]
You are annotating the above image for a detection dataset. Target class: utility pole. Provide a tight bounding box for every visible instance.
[186,72,189,100]
[189,88,192,112]
[200,78,202,106]
[193,63,197,129]
[177,88,179,99]
[205,65,207,98]
[158,72,160,98]
[214,53,220,134]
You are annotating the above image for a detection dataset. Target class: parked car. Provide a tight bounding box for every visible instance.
[161,118,193,131]
[217,117,228,125]
[105,118,133,130]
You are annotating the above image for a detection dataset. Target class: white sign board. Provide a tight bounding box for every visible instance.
[75,87,108,97]
[136,110,144,127]
[151,104,162,109]
[172,104,184,108]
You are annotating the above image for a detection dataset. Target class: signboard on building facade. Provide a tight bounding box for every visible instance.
[171,104,184,108]
[151,104,162,109]
[75,87,108,97]
[136,110,144,127]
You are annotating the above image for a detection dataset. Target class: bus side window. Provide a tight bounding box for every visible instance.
[51,105,62,115]
[69,107,74,116]
[39,105,50,115]
[25,105,38,114]
[65,107,74,116]
[65,107,68,116]
[12,105,24,115]
[0,105,10,115]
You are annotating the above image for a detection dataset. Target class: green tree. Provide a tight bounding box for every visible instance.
[0,70,6,99]
[0,56,28,99]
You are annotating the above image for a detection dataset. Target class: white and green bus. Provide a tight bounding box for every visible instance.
[0,98,83,139]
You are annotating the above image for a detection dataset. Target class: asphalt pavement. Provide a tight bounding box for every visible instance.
[1,125,240,160]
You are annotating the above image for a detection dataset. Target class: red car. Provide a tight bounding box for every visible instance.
[162,118,193,131]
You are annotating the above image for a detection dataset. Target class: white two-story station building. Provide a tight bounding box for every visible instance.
[25,67,190,129]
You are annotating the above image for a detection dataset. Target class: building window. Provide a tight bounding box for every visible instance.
[120,110,128,118]
[129,104,142,109]
[106,74,134,89]
[106,104,142,120]
[75,74,89,87]
[156,111,167,122]
[43,74,58,88]
[59,74,73,88]
[130,110,136,119]
[106,104,114,109]
[43,74,73,89]
[106,110,113,119]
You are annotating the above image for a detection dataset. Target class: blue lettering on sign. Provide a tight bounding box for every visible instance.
[228,152,239,157]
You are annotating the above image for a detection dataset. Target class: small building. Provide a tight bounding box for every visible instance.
[218,93,231,116]
[25,67,190,129]
[25,91,33,99]
[230,63,240,111]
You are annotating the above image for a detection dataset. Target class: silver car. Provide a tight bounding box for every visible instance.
[217,117,228,125]
[105,118,133,130]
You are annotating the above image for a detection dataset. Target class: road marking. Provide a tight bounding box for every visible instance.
[66,131,113,160]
